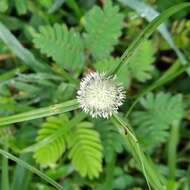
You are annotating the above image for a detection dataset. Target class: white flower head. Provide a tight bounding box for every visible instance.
[77,72,125,118]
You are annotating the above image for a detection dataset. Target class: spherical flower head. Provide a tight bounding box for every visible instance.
[77,72,125,118]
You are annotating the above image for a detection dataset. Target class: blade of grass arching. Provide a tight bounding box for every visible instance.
[1,145,9,190]
[21,112,86,153]
[125,62,190,117]
[112,114,165,190]
[0,149,63,190]
[118,0,190,75]
[11,154,33,190]
[0,22,51,73]
[110,3,190,75]
[0,99,79,126]
[167,122,180,190]
[0,65,28,82]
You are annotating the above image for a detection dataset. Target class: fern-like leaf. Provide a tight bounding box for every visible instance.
[34,115,69,165]
[131,92,184,150]
[127,40,155,82]
[84,0,124,60]
[68,122,103,179]
[33,23,85,71]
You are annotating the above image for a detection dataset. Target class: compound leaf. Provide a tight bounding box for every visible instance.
[84,0,124,60]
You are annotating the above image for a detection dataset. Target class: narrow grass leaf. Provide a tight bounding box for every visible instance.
[11,154,32,190]
[0,99,79,126]
[113,114,165,190]
[167,122,180,189]
[1,145,9,190]
[0,22,51,72]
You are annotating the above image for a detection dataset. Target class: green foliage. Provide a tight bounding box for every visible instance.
[95,57,131,88]
[34,115,69,165]
[0,0,8,13]
[33,115,103,179]
[84,0,124,60]
[33,23,85,72]
[1,1,190,189]
[131,92,184,150]
[95,121,126,163]
[14,0,28,15]
[95,40,155,87]
[68,122,103,179]
[127,40,155,82]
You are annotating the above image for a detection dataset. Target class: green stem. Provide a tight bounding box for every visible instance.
[0,99,80,126]
[0,149,63,190]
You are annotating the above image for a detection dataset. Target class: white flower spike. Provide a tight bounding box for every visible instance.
[77,72,126,118]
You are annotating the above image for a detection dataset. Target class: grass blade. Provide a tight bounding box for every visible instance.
[11,154,32,190]
[118,0,190,75]
[110,3,190,75]
[1,145,9,190]
[0,149,63,190]
[112,114,165,190]
[0,22,51,73]
[0,99,79,126]
[167,122,180,190]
